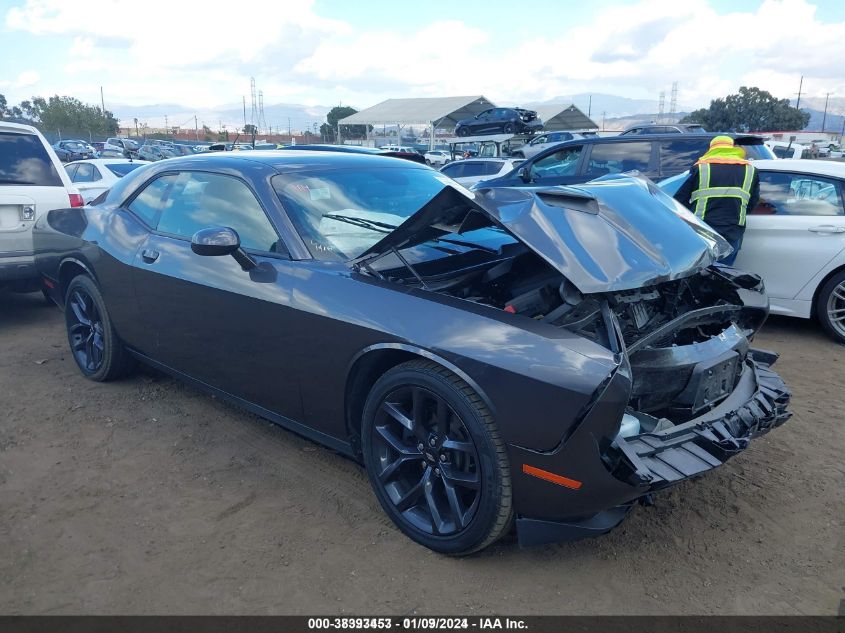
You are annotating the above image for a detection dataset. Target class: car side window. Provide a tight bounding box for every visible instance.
[585,142,652,177]
[127,175,178,226]
[91,166,102,181]
[73,163,95,183]
[754,172,844,216]
[530,146,583,179]
[64,164,78,180]
[156,172,279,251]
[659,139,710,177]
[440,163,463,179]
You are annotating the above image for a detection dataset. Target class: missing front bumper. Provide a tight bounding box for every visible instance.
[612,353,791,488]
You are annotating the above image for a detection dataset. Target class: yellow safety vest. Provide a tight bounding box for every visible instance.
[691,163,755,226]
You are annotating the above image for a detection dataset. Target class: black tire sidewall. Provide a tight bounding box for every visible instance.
[64,276,124,381]
[816,270,845,344]
[362,364,506,555]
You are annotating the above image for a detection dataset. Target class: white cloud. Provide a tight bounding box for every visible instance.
[3,0,845,112]
[15,70,40,87]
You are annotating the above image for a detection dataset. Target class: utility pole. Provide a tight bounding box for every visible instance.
[795,75,804,109]
[242,96,247,132]
[840,116,845,143]
[288,117,291,137]
[164,115,168,138]
[195,115,199,141]
[601,111,607,132]
[100,86,105,113]
[821,93,830,132]
[587,95,592,118]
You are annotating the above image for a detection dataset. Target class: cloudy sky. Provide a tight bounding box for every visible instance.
[2,0,844,118]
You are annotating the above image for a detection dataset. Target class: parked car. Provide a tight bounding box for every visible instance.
[52,140,94,161]
[660,158,845,344]
[379,145,418,153]
[279,144,426,164]
[619,123,707,135]
[138,144,177,161]
[477,133,776,189]
[0,121,82,292]
[510,131,584,159]
[51,146,72,162]
[454,108,543,137]
[423,149,453,166]
[105,137,140,158]
[97,148,127,159]
[439,158,524,187]
[33,151,792,553]
[64,158,150,203]
[765,141,810,159]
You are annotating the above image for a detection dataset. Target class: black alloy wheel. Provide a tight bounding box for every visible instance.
[362,360,512,555]
[503,123,515,134]
[67,286,105,374]
[64,275,134,381]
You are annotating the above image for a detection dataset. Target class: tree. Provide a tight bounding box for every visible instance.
[325,105,371,140]
[680,86,810,132]
[0,93,6,117]
[10,94,120,136]
[243,124,257,135]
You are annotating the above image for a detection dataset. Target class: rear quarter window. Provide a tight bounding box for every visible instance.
[0,131,63,186]
[659,139,710,177]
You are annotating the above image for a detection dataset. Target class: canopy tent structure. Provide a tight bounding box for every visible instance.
[338,96,496,148]
[534,104,599,132]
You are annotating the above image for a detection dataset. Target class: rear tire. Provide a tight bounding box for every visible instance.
[816,270,845,344]
[65,275,135,381]
[362,360,513,555]
[503,123,515,134]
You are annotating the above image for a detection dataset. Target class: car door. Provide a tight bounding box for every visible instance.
[736,170,845,302]
[523,144,585,186]
[129,169,304,422]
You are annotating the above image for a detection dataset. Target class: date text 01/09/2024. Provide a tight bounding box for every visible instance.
[306,617,528,630]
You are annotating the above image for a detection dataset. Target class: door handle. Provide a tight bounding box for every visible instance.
[141,248,160,263]
[808,225,845,234]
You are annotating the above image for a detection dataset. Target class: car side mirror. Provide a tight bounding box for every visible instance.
[191,226,257,271]
[518,167,532,184]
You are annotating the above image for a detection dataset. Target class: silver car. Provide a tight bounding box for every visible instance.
[511,131,583,159]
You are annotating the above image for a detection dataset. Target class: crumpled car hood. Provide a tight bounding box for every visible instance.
[356,174,731,294]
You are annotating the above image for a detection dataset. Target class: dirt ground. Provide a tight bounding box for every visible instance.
[0,290,842,615]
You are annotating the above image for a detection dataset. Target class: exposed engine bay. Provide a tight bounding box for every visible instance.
[379,247,768,424]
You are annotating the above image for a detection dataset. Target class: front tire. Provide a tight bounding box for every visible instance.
[65,275,135,381]
[362,360,513,555]
[816,270,845,344]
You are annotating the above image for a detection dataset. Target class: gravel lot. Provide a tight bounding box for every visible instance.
[1,290,843,615]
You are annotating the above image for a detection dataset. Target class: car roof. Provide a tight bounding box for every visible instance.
[144,150,429,173]
[0,121,40,134]
[751,159,845,178]
[66,159,151,167]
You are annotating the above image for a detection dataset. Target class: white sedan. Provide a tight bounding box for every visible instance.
[660,159,845,343]
[439,158,524,187]
[64,159,150,203]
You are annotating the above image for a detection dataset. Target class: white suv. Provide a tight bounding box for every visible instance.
[105,137,139,157]
[1,121,82,292]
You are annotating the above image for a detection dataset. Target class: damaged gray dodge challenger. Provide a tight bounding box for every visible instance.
[33,152,791,554]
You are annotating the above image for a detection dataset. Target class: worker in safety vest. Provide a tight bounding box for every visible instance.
[673,136,759,266]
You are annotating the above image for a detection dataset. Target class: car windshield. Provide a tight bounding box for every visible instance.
[105,162,145,177]
[273,167,465,261]
[0,131,63,186]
